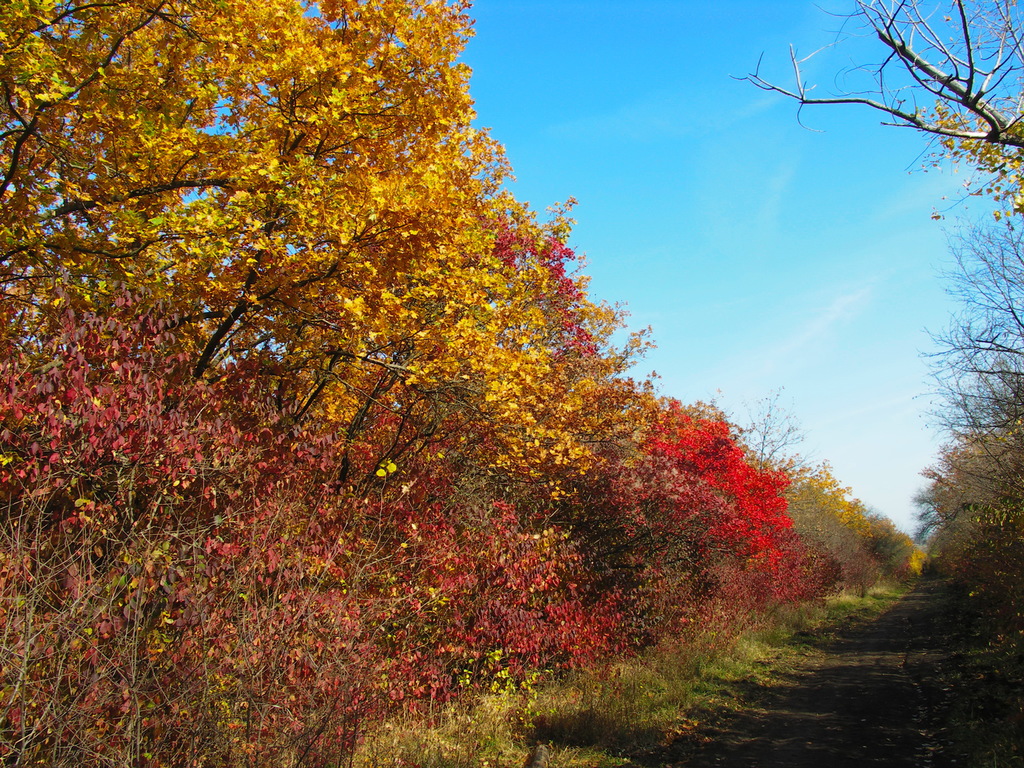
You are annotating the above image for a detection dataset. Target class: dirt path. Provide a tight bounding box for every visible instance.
[644,581,952,767]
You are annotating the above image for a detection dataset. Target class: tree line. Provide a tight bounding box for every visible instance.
[0,2,916,765]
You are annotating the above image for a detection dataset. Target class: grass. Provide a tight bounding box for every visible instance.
[353,692,529,768]
[351,583,909,768]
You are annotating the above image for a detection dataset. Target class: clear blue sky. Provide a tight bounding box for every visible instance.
[460,0,991,533]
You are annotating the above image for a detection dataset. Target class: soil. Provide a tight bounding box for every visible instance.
[632,579,955,768]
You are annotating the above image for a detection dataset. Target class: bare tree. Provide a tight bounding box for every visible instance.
[935,220,1024,433]
[741,388,807,470]
[920,221,1024,518]
[744,0,1024,150]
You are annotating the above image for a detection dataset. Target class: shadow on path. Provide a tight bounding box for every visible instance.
[640,580,951,768]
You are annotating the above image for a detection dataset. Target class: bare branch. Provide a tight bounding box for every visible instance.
[742,0,1024,150]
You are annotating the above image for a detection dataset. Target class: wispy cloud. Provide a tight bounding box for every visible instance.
[707,283,876,392]
[542,89,795,149]
[769,284,872,360]
[546,95,695,143]
[546,88,781,145]
[733,93,785,122]
[808,388,925,431]
[754,165,796,232]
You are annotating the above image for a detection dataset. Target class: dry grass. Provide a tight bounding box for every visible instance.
[353,691,532,768]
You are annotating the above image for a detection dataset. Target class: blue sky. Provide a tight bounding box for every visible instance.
[460,0,992,533]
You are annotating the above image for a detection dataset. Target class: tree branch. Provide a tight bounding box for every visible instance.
[741,0,1024,150]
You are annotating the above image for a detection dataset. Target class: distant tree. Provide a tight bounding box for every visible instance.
[864,512,923,578]
[785,462,879,593]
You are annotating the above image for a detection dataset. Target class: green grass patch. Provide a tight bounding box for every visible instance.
[822,582,907,626]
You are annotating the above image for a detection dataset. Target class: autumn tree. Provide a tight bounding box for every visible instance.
[916,219,1024,635]
[4,0,497,453]
[2,0,659,486]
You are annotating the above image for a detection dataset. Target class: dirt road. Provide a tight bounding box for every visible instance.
[647,581,951,767]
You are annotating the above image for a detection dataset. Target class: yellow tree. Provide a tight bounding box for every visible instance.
[1,0,653,484]
[2,0,498,368]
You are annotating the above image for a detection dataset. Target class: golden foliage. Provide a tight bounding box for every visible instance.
[1,0,653,485]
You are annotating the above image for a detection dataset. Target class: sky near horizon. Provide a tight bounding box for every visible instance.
[460,0,995,534]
